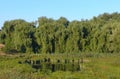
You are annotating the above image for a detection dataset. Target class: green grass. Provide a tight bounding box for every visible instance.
[0,53,120,79]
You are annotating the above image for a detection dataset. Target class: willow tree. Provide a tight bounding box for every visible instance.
[1,19,35,53]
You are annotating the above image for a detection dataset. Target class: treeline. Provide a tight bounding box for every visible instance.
[0,12,120,54]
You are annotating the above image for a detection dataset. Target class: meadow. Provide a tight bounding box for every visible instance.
[0,53,120,79]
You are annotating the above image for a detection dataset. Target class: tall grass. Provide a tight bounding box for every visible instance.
[0,53,120,79]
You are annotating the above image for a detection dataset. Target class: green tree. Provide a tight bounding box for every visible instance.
[1,19,35,53]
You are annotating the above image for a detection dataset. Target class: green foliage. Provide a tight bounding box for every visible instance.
[0,53,120,79]
[1,19,36,53]
[0,12,120,54]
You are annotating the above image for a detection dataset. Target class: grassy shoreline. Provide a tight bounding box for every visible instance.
[0,53,120,79]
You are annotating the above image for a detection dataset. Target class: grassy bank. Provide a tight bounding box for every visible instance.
[0,53,120,79]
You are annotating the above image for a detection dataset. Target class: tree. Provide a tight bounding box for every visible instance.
[0,12,120,54]
[1,19,35,53]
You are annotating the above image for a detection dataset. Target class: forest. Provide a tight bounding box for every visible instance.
[0,12,120,54]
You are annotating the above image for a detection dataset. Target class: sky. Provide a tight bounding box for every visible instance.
[0,0,120,28]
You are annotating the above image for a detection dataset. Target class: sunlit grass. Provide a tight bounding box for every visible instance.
[0,53,120,79]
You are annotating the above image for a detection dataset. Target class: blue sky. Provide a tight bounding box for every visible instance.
[0,0,120,28]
